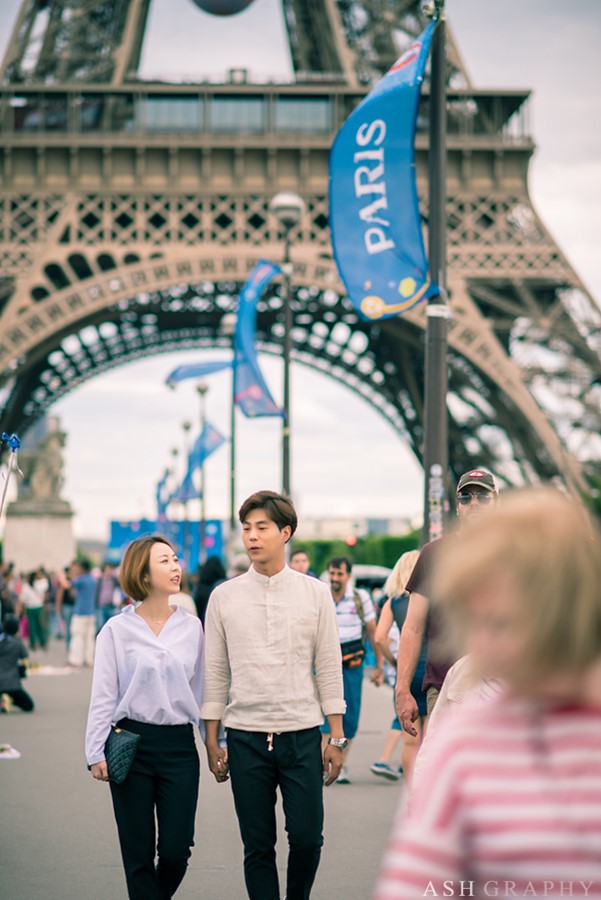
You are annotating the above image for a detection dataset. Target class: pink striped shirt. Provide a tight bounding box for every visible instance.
[374,695,601,899]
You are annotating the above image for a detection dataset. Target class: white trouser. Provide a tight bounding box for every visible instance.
[68,615,96,667]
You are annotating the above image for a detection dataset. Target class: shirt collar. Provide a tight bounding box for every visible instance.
[247,564,290,586]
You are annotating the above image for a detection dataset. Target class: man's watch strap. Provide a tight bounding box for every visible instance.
[328,737,349,750]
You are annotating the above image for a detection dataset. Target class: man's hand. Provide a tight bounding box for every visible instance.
[322,744,343,786]
[396,689,419,736]
[90,761,109,782]
[370,666,384,686]
[206,744,229,784]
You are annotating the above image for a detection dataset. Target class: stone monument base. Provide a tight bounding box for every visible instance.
[3,502,75,573]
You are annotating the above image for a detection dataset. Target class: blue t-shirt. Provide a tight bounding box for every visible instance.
[72,574,97,616]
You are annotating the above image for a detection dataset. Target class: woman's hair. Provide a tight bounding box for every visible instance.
[238,490,298,538]
[435,487,601,682]
[119,534,175,602]
[383,549,420,599]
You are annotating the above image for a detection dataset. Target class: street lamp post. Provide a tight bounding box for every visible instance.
[220,312,237,552]
[422,0,449,545]
[269,191,306,498]
[182,420,192,571]
[196,382,209,566]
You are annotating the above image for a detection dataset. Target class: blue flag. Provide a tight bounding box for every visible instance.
[329,19,438,320]
[170,422,226,504]
[189,422,226,469]
[166,359,232,387]
[234,261,283,418]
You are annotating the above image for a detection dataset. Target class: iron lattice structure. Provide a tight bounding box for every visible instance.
[0,0,600,495]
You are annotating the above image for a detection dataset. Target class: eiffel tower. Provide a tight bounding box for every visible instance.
[1,0,600,496]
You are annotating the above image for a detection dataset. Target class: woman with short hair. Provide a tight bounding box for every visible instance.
[85,535,204,900]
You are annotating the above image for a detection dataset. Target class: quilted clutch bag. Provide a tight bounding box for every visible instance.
[105,723,140,784]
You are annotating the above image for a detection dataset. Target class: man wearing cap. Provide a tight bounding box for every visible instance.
[395,469,499,735]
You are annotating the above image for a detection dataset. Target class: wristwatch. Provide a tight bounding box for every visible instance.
[328,737,349,750]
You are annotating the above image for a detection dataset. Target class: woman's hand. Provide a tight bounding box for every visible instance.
[90,761,109,782]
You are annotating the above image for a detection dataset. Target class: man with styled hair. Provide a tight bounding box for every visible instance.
[201,489,346,900]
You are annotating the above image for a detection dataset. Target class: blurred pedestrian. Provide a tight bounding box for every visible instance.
[289,547,318,577]
[375,487,601,899]
[64,560,97,667]
[170,572,197,615]
[18,570,48,651]
[193,555,226,623]
[227,553,249,578]
[202,490,345,900]
[396,469,499,734]
[86,534,204,900]
[322,555,384,784]
[55,566,75,648]
[95,561,122,632]
[0,616,34,713]
[372,550,423,784]
[411,653,503,790]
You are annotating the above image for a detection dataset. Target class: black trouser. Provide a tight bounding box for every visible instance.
[109,719,199,900]
[2,688,35,711]
[227,726,324,900]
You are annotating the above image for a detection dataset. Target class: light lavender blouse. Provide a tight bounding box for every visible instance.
[85,604,204,766]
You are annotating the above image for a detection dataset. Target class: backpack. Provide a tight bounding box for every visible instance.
[340,590,367,669]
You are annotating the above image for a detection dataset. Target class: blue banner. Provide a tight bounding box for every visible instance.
[108,518,224,571]
[329,19,438,320]
[234,261,283,418]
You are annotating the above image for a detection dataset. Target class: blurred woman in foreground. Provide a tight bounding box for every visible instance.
[374,488,601,900]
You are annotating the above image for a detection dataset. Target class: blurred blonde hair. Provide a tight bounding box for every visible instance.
[383,549,421,599]
[435,487,601,682]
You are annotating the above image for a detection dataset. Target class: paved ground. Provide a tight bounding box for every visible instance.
[0,639,404,900]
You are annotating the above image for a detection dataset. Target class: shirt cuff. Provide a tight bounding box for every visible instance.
[321,699,347,716]
[200,701,227,721]
[87,755,106,767]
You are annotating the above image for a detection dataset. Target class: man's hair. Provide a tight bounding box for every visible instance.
[290,547,309,561]
[2,615,19,636]
[73,559,91,572]
[328,555,353,573]
[238,490,298,538]
[119,534,176,602]
[436,487,601,684]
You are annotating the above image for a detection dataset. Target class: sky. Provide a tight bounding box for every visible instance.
[0,0,599,540]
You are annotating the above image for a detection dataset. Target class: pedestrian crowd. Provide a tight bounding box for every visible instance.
[3,474,601,898]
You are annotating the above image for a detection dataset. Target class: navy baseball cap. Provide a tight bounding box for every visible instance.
[456,469,497,494]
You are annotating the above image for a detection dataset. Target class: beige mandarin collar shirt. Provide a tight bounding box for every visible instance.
[200,564,346,732]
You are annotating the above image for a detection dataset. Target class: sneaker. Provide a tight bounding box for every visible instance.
[370,762,400,781]
[335,766,351,784]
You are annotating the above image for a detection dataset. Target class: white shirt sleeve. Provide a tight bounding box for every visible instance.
[85,626,119,766]
[314,587,347,717]
[200,590,231,722]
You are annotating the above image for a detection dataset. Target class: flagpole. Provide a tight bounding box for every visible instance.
[196,383,208,566]
[422,0,449,545]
